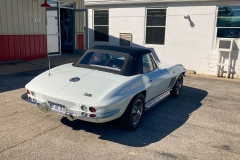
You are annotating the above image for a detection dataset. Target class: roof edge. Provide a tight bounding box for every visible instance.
[85,0,232,6]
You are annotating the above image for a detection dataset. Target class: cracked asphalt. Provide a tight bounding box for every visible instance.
[0,69,239,160]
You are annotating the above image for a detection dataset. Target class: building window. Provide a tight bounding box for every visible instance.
[94,10,109,42]
[217,6,240,38]
[145,9,166,45]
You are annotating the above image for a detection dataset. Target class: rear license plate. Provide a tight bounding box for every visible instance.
[49,102,66,115]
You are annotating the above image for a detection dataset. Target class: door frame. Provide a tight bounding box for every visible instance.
[73,9,88,54]
[46,0,76,56]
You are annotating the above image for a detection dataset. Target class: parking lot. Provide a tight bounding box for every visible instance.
[0,69,239,160]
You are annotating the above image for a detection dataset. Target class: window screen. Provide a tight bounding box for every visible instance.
[94,10,109,42]
[146,9,166,44]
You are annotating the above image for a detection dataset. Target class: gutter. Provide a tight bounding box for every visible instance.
[85,0,239,6]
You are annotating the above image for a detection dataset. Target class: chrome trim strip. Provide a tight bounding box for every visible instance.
[37,103,52,113]
[25,99,38,105]
[145,89,171,110]
[65,110,121,122]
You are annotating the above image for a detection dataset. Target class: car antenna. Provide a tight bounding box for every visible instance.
[48,56,51,76]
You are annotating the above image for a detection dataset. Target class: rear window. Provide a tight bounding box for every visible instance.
[80,52,125,71]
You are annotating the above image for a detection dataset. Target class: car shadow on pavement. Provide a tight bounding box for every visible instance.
[61,86,208,147]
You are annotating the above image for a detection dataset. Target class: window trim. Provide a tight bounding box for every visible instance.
[144,8,167,46]
[215,6,240,39]
[149,53,158,70]
[93,9,109,42]
[142,53,159,74]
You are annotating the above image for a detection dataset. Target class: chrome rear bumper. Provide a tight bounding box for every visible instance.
[65,111,121,123]
[26,97,121,123]
[37,103,51,113]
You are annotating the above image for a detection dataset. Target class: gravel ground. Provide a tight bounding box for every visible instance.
[0,69,239,160]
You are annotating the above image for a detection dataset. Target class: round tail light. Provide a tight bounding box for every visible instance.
[89,107,96,113]
[81,112,88,117]
[81,105,87,111]
[31,91,35,97]
[90,114,96,118]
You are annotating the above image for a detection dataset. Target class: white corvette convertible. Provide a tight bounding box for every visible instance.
[25,45,186,130]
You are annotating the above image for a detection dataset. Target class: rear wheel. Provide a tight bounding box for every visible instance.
[118,94,145,131]
[170,74,183,97]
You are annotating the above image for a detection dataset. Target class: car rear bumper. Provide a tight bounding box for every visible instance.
[26,96,122,123]
[65,110,121,123]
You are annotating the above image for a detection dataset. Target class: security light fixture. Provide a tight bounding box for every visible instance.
[184,15,190,19]
[41,0,51,8]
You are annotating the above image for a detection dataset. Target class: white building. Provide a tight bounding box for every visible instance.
[85,0,240,78]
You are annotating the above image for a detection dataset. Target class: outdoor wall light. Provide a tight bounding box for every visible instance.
[41,0,51,8]
[184,15,190,19]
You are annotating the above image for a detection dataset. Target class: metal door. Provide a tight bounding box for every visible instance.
[46,1,61,56]
[73,9,88,53]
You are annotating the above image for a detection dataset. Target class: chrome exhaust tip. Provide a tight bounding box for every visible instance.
[65,112,74,121]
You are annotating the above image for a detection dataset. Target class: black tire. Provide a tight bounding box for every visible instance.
[170,74,183,97]
[118,93,145,131]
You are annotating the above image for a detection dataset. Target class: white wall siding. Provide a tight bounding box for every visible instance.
[163,6,217,74]
[88,2,240,78]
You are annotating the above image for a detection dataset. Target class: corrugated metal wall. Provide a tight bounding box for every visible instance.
[0,0,85,34]
[0,0,46,34]
[0,0,85,62]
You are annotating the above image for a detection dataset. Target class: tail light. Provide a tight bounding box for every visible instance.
[27,90,30,95]
[90,114,96,118]
[81,112,88,117]
[81,105,87,111]
[89,107,96,113]
[31,91,35,97]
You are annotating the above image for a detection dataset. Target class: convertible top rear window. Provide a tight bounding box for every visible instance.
[73,45,152,76]
[80,52,125,71]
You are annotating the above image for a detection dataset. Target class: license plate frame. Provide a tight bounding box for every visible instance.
[49,101,67,115]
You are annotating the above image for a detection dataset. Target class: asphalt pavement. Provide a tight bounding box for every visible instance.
[0,69,239,160]
[0,53,82,76]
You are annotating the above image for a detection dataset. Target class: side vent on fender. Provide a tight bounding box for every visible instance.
[168,77,177,88]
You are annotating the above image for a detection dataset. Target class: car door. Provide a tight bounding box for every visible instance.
[143,54,170,102]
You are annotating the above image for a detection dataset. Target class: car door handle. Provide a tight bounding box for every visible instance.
[149,79,154,83]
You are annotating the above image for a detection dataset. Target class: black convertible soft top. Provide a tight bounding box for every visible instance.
[73,45,152,76]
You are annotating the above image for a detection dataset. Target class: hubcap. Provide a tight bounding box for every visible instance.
[176,77,183,94]
[131,99,143,125]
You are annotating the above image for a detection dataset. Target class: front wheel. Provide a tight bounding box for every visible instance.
[118,94,145,131]
[170,74,183,97]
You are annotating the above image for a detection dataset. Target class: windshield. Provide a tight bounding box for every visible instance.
[79,52,125,71]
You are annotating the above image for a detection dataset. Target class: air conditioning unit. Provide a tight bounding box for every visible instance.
[216,38,236,78]
[216,39,234,51]
[120,33,132,46]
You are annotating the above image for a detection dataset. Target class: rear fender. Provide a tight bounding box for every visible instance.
[100,75,150,106]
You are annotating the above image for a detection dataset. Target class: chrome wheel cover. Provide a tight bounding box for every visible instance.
[131,99,143,125]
